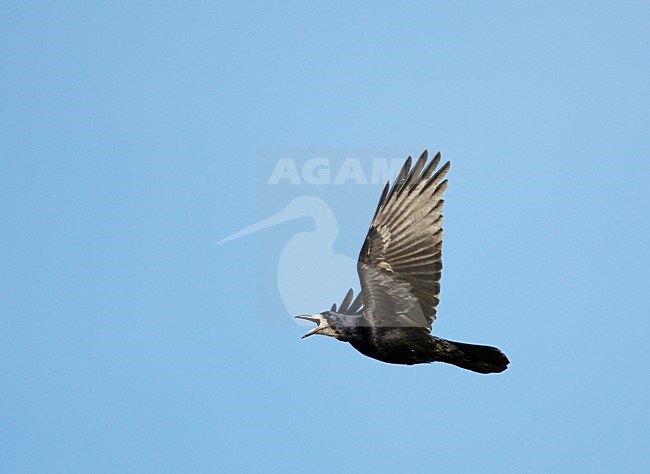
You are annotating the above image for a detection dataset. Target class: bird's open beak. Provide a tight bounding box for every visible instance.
[295,314,329,338]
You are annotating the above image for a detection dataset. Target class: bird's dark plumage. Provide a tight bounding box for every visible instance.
[297,151,509,374]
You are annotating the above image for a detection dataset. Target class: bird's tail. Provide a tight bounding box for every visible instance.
[433,337,509,374]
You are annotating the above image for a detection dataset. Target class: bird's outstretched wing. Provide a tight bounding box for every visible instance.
[358,150,450,331]
[331,288,363,315]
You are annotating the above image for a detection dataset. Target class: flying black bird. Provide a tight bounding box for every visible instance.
[297,150,509,374]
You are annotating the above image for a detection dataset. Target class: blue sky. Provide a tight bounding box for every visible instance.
[2,1,649,472]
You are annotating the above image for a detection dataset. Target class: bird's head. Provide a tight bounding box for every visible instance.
[295,311,344,340]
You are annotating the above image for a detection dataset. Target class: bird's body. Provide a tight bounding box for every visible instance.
[297,151,509,374]
[348,327,437,365]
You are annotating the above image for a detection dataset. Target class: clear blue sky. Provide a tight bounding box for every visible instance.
[2,1,649,472]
